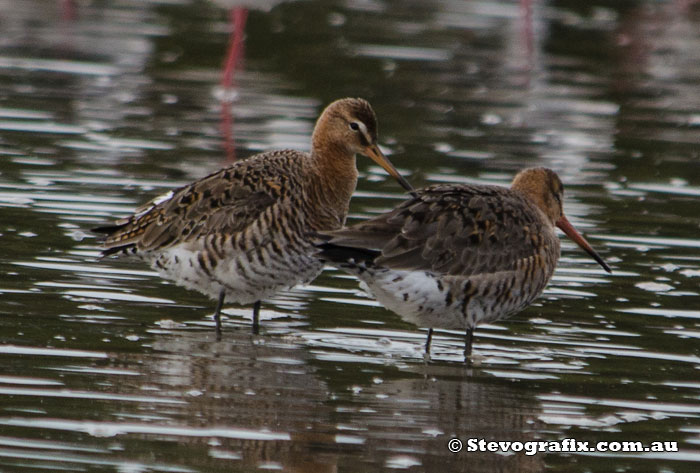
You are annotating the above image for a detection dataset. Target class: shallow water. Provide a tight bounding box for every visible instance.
[1,0,700,471]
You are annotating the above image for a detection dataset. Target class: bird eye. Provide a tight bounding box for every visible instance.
[349,122,360,131]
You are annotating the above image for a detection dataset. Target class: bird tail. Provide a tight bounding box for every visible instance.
[91,221,137,257]
[316,241,381,265]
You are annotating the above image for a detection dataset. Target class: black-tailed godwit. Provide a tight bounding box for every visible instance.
[318,167,611,360]
[95,98,414,336]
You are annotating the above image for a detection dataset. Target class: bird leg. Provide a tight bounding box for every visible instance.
[221,7,248,89]
[252,300,261,334]
[424,328,434,354]
[214,289,225,340]
[463,327,474,361]
[423,327,434,362]
[220,7,248,162]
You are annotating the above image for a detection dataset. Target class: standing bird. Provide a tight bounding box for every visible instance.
[94,98,413,336]
[317,168,611,360]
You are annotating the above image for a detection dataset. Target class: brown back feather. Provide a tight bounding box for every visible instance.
[95,150,305,255]
[322,183,555,276]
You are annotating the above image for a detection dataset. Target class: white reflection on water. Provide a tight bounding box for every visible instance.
[630,183,700,197]
[0,418,290,441]
[0,447,195,473]
[0,120,87,134]
[354,44,452,61]
[618,308,700,320]
[0,376,63,386]
[0,345,107,358]
[61,290,173,304]
[0,388,185,405]
[0,57,119,76]
[540,393,700,415]
[0,0,700,471]
[595,234,700,249]
[575,347,700,365]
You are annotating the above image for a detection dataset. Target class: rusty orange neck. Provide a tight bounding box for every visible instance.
[309,145,358,216]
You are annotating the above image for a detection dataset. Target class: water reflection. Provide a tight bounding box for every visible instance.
[0,327,548,472]
[1,0,700,471]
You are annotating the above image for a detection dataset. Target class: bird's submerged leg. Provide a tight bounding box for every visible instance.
[463,327,474,361]
[252,300,261,334]
[214,289,226,340]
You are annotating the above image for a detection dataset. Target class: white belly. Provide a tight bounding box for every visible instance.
[148,244,323,305]
[355,268,536,331]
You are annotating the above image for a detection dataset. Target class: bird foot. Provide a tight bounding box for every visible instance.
[464,352,486,367]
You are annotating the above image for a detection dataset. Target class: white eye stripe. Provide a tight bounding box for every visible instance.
[350,121,371,144]
[350,121,368,133]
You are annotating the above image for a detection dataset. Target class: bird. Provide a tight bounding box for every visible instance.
[317,167,612,360]
[212,1,300,160]
[210,0,297,89]
[94,97,414,336]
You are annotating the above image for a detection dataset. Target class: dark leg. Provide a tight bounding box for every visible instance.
[252,300,261,334]
[214,289,225,340]
[424,328,434,354]
[464,327,474,360]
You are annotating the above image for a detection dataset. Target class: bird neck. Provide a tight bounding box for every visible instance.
[312,148,358,196]
[308,147,358,227]
[511,182,552,225]
[510,168,561,225]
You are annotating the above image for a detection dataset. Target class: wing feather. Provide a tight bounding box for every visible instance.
[322,183,552,276]
[95,150,304,254]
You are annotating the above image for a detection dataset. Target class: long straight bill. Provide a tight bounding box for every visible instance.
[556,215,612,273]
[364,144,416,196]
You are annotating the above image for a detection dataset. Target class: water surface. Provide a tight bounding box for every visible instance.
[1,0,700,471]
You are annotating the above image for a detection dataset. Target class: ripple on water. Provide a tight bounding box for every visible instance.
[0,345,107,358]
[0,57,120,76]
[630,182,700,197]
[0,446,195,472]
[303,327,426,362]
[1,0,699,471]
[635,281,675,292]
[618,307,700,320]
[0,108,53,120]
[0,120,86,134]
[0,387,184,405]
[0,376,63,386]
[353,44,452,62]
[594,234,700,249]
[539,393,700,416]
[61,290,174,305]
[385,455,422,469]
[14,258,158,279]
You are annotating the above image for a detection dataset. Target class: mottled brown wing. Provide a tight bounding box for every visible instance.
[96,151,301,254]
[324,184,549,276]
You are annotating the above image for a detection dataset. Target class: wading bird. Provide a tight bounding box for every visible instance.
[95,98,413,336]
[318,167,611,360]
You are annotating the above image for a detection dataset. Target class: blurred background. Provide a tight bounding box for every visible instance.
[0,0,699,471]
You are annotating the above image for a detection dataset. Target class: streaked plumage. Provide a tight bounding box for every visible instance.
[318,168,611,359]
[94,98,413,334]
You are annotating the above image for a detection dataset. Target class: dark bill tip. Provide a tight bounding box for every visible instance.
[364,145,416,196]
[556,215,612,273]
